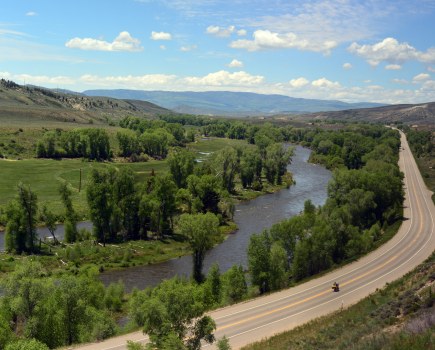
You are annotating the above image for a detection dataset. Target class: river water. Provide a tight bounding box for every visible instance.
[100,145,331,291]
[0,146,331,292]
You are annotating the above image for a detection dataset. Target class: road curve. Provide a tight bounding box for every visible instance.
[73,130,435,350]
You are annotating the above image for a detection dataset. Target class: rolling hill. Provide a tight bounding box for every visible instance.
[298,102,435,126]
[83,89,385,116]
[0,79,170,124]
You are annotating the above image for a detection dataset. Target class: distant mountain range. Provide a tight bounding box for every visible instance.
[83,89,385,116]
[1,79,433,126]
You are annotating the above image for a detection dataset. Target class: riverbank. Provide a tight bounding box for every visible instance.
[0,174,288,277]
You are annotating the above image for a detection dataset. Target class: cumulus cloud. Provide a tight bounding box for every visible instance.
[348,37,435,66]
[65,31,142,52]
[4,70,435,104]
[150,31,172,41]
[385,64,402,70]
[227,59,243,68]
[237,29,247,36]
[343,63,352,70]
[230,30,337,53]
[413,73,431,83]
[184,70,264,87]
[26,11,37,16]
[206,25,235,37]
[312,78,341,88]
[289,77,309,88]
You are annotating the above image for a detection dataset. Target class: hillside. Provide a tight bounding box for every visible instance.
[0,79,170,124]
[83,89,385,116]
[299,102,435,126]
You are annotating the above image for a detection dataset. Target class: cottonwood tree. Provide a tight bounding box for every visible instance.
[5,183,38,253]
[59,183,78,243]
[178,212,219,283]
[168,148,196,188]
[131,278,216,349]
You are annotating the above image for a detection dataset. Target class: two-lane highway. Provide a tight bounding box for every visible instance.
[74,130,435,350]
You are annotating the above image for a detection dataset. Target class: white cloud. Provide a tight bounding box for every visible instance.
[150,31,172,41]
[184,70,264,87]
[159,45,166,50]
[3,70,435,105]
[80,73,177,87]
[65,31,142,52]
[206,25,235,37]
[227,59,243,68]
[311,78,341,89]
[413,73,431,83]
[348,37,435,66]
[343,63,352,70]
[385,64,402,70]
[180,45,197,52]
[428,66,435,72]
[230,30,337,53]
[237,29,247,36]
[26,11,37,16]
[289,77,309,88]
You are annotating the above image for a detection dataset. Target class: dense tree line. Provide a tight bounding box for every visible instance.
[36,128,111,160]
[404,127,433,158]
[248,126,404,293]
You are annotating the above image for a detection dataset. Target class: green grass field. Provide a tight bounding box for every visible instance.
[0,158,170,218]
[0,135,252,219]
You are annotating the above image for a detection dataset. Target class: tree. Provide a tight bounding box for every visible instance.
[263,143,292,185]
[239,147,262,188]
[216,336,232,350]
[269,242,288,290]
[248,231,271,293]
[168,148,196,188]
[204,263,221,306]
[178,213,219,283]
[112,168,140,240]
[1,261,48,339]
[213,147,239,193]
[59,183,78,243]
[87,168,115,245]
[40,205,58,244]
[117,130,138,157]
[222,265,247,303]
[5,183,38,253]
[132,278,216,349]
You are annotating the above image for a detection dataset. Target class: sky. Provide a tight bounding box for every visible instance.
[1,0,435,104]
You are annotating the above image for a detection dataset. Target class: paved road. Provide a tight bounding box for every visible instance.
[73,130,435,350]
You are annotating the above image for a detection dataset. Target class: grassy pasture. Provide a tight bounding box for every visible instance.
[0,158,169,218]
[0,136,252,218]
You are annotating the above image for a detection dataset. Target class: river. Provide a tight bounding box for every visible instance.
[100,145,331,291]
[0,146,331,292]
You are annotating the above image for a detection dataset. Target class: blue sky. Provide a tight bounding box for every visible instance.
[1,0,435,104]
